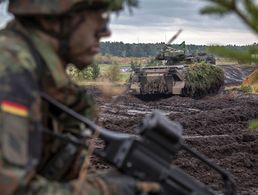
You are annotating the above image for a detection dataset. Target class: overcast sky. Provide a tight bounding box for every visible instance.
[1,0,257,45]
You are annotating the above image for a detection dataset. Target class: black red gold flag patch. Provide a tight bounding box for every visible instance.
[0,101,29,117]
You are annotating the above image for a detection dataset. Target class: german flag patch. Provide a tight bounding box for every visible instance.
[0,101,29,118]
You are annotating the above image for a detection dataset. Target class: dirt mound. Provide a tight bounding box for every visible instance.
[219,64,255,85]
[90,88,258,194]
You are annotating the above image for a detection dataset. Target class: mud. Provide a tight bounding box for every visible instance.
[89,87,258,195]
[218,64,255,85]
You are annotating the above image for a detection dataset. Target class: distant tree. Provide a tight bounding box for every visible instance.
[66,65,79,79]
[100,42,228,58]
[106,63,121,82]
[91,63,100,80]
[130,60,140,71]
[66,64,100,80]
[201,0,258,128]
[200,0,258,65]
[81,68,91,80]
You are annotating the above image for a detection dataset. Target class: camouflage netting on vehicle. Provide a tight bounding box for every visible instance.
[184,62,224,98]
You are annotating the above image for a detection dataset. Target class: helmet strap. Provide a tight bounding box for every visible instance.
[18,15,85,64]
[58,16,72,63]
[57,15,85,64]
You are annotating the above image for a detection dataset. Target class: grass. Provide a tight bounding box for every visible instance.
[99,64,112,73]
[75,63,131,86]
[99,64,131,83]
[78,56,253,88]
[216,57,239,65]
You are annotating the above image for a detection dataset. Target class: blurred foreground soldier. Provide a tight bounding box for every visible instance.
[0,0,153,195]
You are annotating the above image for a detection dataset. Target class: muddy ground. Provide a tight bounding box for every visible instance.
[88,88,258,195]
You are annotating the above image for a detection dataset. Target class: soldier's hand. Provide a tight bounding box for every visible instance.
[98,171,161,195]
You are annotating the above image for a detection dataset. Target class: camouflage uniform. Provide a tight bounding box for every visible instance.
[0,0,138,195]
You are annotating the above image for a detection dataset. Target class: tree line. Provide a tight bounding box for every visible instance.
[100,41,257,57]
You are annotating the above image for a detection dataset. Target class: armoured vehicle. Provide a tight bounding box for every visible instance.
[156,46,216,66]
[130,65,186,95]
[129,31,224,98]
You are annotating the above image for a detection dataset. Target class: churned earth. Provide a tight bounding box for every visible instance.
[89,88,258,195]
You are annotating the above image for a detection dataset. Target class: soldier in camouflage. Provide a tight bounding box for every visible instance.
[0,0,153,194]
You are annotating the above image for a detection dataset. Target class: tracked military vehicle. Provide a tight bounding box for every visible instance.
[130,65,186,95]
[156,46,216,65]
[156,31,216,66]
[129,31,224,98]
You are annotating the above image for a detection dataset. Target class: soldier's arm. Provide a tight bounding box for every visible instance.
[0,46,140,195]
[0,41,43,193]
[0,66,139,195]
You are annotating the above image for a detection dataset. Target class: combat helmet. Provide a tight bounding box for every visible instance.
[6,0,138,63]
[8,0,138,15]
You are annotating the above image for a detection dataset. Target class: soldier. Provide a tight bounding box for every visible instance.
[0,0,157,194]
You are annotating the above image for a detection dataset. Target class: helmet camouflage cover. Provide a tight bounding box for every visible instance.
[8,0,138,15]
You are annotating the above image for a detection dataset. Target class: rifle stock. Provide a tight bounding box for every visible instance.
[41,92,236,195]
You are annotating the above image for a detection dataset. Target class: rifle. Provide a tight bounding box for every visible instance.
[41,92,236,195]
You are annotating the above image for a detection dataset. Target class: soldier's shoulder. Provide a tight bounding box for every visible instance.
[0,28,37,73]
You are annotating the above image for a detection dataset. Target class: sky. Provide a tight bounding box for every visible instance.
[0,0,257,45]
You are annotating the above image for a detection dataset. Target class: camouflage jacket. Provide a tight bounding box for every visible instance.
[0,20,111,195]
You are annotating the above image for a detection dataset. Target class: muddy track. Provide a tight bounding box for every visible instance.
[89,88,258,195]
